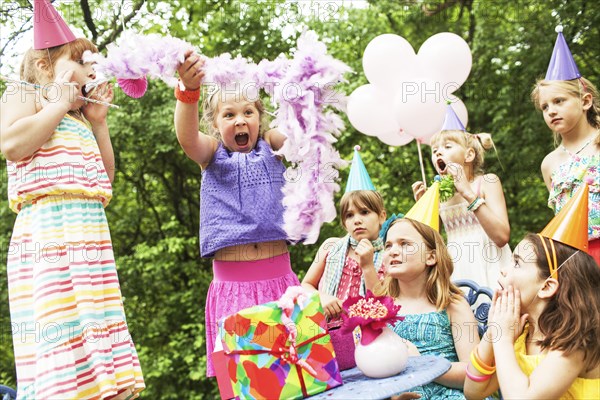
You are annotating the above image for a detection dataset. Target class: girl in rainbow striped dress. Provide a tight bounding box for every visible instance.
[0,5,144,397]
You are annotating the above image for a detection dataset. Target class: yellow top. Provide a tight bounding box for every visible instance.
[514,326,600,400]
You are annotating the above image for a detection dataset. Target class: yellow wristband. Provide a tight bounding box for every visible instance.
[470,350,495,375]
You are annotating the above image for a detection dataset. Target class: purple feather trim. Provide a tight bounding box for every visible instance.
[83,31,193,94]
[272,31,352,244]
[88,30,350,243]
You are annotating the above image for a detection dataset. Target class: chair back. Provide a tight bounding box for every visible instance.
[0,385,16,400]
[454,279,494,338]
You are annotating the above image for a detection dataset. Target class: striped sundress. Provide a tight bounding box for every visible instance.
[6,114,145,399]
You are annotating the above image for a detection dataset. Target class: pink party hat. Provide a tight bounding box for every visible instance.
[34,0,76,50]
[545,26,581,81]
[441,103,465,131]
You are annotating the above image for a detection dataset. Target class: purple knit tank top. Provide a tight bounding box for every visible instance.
[200,138,288,257]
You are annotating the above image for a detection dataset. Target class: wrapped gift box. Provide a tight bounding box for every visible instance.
[218,288,343,399]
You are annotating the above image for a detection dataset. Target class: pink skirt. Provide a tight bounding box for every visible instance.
[204,252,300,376]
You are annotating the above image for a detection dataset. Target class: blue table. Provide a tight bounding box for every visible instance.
[310,356,451,400]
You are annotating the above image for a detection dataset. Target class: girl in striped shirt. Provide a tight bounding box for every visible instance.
[0,4,144,398]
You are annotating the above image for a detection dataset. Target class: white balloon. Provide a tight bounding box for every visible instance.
[363,34,416,88]
[377,129,414,146]
[393,79,446,139]
[417,32,472,90]
[347,84,399,136]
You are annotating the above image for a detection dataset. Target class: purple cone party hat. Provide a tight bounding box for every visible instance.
[405,181,440,232]
[345,145,376,193]
[34,0,76,50]
[545,25,581,81]
[441,103,466,132]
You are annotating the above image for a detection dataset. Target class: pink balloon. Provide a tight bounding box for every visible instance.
[393,79,446,139]
[363,34,416,88]
[417,33,472,90]
[347,84,399,136]
[377,129,414,146]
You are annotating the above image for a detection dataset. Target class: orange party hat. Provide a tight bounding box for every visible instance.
[405,181,440,232]
[540,184,589,252]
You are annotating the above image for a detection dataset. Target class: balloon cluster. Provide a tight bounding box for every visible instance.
[347,33,471,146]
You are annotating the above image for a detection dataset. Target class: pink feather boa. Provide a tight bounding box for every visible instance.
[88,30,350,244]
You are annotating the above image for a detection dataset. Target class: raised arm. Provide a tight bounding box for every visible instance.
[355,239,380,292]
[1,72,76,161]
[302,237,343,318]
[474,174,510,247]
[173,51,217,167]
[264,128,287,151]
[464,291,499,399]
[83,82,115,182]
[454,171,510,247]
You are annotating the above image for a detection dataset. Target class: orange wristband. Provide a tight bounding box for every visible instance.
[174,81,200,103]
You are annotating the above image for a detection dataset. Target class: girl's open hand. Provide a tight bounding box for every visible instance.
[411,181,426,201]
[83,82,114,125]
[177,50,205,90]
[489,286,528,344]
[43,70,79,111]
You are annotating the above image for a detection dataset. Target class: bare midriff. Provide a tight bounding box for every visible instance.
[214,240,288,261]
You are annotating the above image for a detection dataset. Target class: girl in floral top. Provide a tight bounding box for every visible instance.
[532,77,600,265]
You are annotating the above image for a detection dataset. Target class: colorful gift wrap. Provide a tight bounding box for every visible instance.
[219,289,343,399]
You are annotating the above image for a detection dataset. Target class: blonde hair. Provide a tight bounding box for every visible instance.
[374,218,463,310]
[339,190,385,226]
[200,86,269,140]
[20,38,98,85]
[429,130,495,175]
[531,78,600,146]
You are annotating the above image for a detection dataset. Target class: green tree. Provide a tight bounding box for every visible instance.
[1,1,599,398]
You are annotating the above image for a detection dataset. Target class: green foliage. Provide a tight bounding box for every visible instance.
[1,0,599,398]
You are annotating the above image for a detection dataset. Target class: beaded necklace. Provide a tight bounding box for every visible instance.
[560,131,598,156]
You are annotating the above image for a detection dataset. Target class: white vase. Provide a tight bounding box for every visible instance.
[354,326,408,378]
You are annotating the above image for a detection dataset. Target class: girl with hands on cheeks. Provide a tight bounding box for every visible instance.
[464,233,600,400]
[1,4,144,396]
[412,109,512,289]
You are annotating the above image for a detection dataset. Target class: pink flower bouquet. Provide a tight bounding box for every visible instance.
[340,291,404,345]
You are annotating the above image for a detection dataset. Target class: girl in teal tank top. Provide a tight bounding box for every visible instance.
[376,218,480,399]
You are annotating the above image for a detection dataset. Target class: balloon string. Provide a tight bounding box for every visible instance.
[416,139,427,189]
